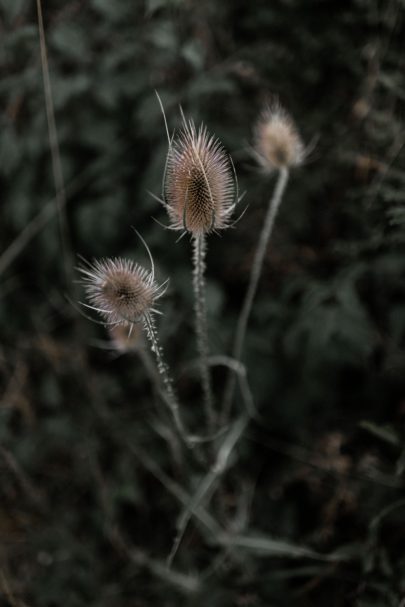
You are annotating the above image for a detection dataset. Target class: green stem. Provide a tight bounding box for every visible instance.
[222,168,289,422]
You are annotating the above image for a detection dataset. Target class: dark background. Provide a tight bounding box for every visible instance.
[1,0,405,605]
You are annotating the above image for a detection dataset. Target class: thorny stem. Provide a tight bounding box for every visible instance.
[143,313,191,447]
[222,168,289,422]
[192,234,215,432]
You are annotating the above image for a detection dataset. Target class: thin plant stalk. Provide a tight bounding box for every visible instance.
[192,234,215,432]
[222,167,289,421]
[36,0,73,283]
[167,414,248,567]
[143,313,191,446]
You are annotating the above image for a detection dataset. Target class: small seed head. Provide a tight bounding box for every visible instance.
[164,117,236,235]
[254,102,304,171]
[78,257,163,327]
[108,323,143,352]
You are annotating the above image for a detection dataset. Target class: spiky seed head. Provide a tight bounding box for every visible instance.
[164,117,236,235]
[78,257,164,327]
[254,102,304,171]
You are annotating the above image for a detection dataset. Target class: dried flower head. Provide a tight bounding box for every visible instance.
[254,102,304,171]
[164,115,237,235]
[78,257,166,327]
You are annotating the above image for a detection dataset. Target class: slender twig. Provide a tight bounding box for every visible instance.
[36,0,72,282]
[0,569,29,607]
[222,168,289,422]
[167,415,248,567]
[215,532,358,562]
[89,452,200,595]
[127,441,222,537]
[192,234,215,432]
[209,355,257,419]
[85,349,221,537]
[133,345,184,469]
[0,165,99,277]
[0,447,44,511]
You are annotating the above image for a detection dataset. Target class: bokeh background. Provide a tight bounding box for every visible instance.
[1,0,405,605]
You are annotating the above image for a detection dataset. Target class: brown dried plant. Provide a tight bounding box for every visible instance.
[158,105,238,431]
[164,112,237,236]
[78,257,164,327]
[78,253,193,445]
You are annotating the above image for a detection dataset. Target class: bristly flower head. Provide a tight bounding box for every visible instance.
[253,101,304,171]
[164,113,237,235]
[78,257,167,327]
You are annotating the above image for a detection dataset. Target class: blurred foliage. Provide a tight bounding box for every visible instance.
[1,0,405,605]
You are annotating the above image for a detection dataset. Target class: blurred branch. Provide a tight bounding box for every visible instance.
[89,453,200,595]
[168,415,248,566]
[0,568,30,607]
[216,532,361,563]
[36,0,73,283]
[248,433,403,489]
[0,447,45,512]
[0,162,103,277]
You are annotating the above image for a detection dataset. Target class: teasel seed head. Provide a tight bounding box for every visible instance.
[78,257,167,327]
[164,114,237,235]
[254,101,304,171]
